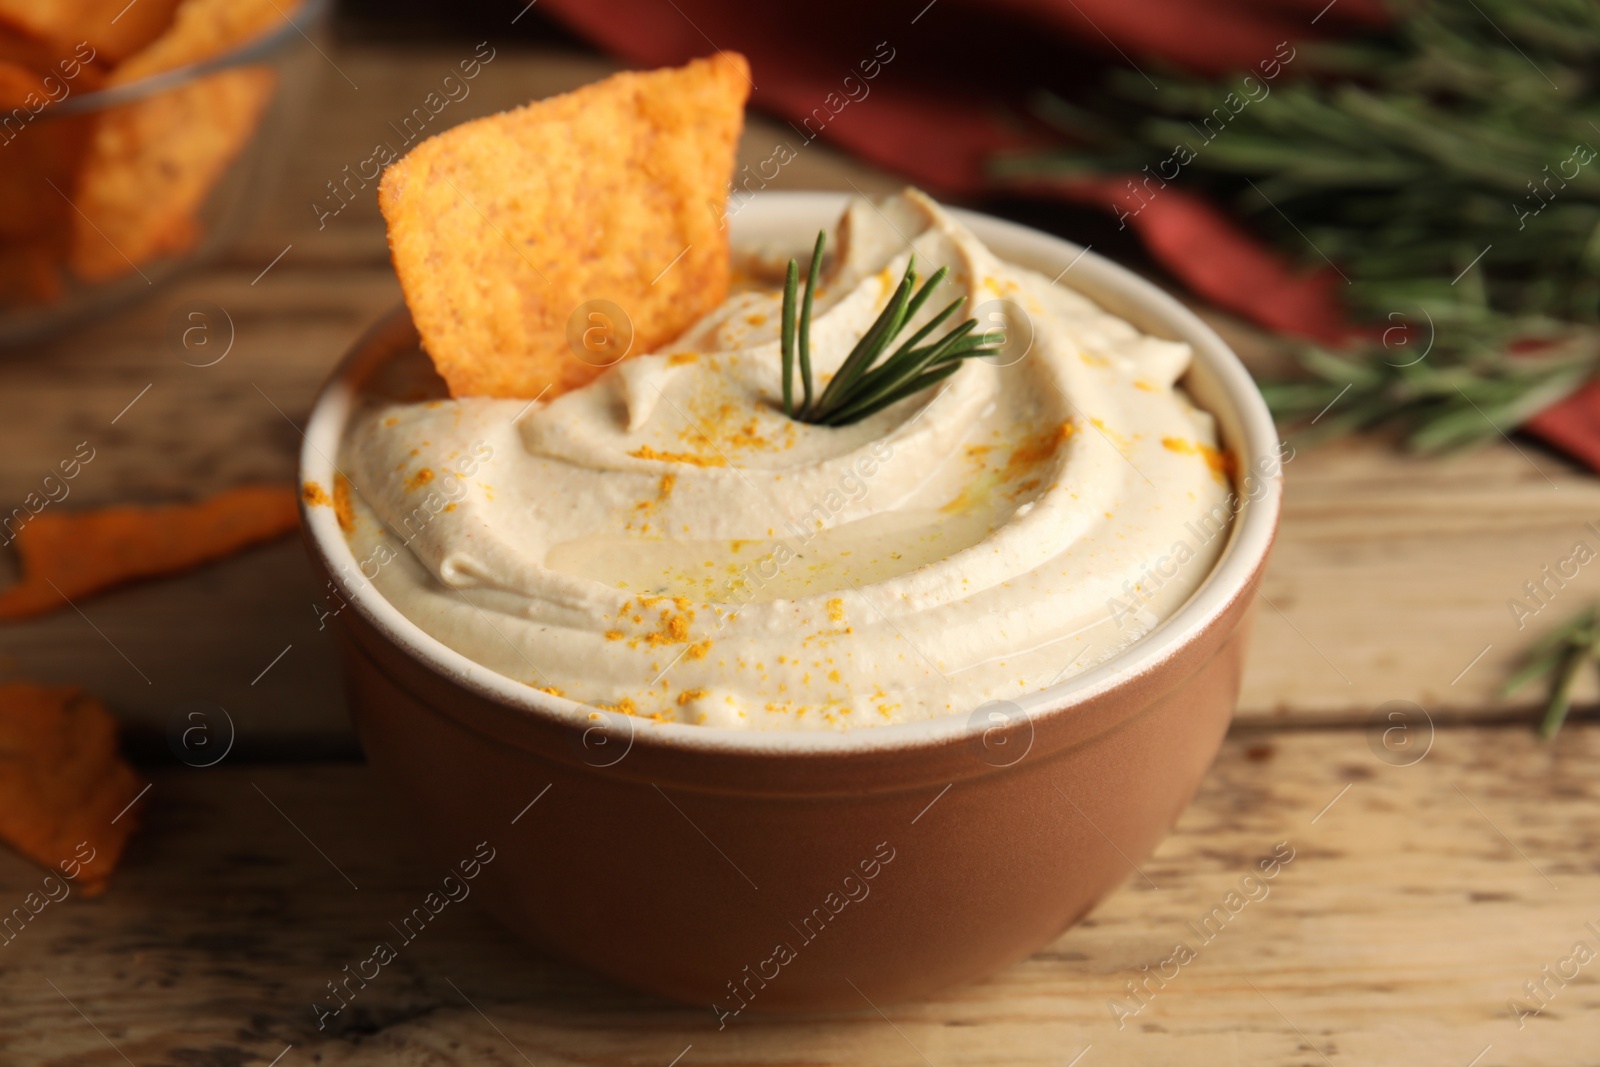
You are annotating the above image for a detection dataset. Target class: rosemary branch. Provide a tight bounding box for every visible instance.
[996,0,1600,449]
[1502,603,1600,738]
[1262,322,1600,452]
[779,231,997,426]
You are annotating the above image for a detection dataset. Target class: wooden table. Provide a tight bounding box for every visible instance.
[1,43,1595,1066]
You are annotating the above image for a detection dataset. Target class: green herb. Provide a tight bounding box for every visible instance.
[995,0,1600,448]
[779,230,997,426]
[1262,321,1600,452]
[1502,603,1600,738]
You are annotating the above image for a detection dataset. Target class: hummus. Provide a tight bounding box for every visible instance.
[337,190,1236,729]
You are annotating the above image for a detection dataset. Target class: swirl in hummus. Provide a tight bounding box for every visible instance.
[337,190,1237,729]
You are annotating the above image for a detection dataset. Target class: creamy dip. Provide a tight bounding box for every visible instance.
[337,190,1235,729]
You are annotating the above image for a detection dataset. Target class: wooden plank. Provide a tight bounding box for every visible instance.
[0,725,1592,1064]
[1237,421,1600,722]
[1,45,1594,740]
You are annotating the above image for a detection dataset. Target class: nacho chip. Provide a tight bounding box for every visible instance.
[108,0,297,82]
[0,0,182,64]
[0,24,71,74]
[0,63,78,285]
[0,239,65,306]
[0,137,82,243]
[0,28,106,99]
[69,66,273,279]
[0,54,43,103]
[0,484,299,620]
[379,52,750,399]
[68,0,298,281]
[0,62,93,251]
[0,159,73,243]
[0,682,144,897]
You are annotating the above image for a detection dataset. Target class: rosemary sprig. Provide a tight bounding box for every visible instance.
[995,0,1600,449]
[779,230,997,426]
[1001,0,1600,328]
[1263,322,1600,452]
[1502,603,1600,738]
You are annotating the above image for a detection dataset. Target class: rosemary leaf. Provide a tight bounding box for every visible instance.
[823,360,965,426]
[1501,603,1600,738]
[777,231,998,426]
[826,321,982,425]
[799,229,824,414]
[780,258,798,417]
[813,266,917,415]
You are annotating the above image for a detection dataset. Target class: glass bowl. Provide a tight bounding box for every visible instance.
[0,0,331,345]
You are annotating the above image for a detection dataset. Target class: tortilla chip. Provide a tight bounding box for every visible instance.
[0,0,182,64]
[68,0,299,281]
[0,64,58,241]
[0,153,76,241]
[0,54,36,103]
[0,484,299,620]
[0,18,109,83]
[379,52,750,399]
[0,24,68,73]
[0,70,77,289]
[109,0,298,81]
[0,62,94,254]
[0,682,144,897]
[0,239,65,306]
[69,65,274,279]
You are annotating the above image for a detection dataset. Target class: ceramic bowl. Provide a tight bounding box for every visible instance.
[299,192,1282,1013]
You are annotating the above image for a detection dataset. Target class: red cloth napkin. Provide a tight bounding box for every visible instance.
[1524,381,1600,471]
[539,0,1595,469]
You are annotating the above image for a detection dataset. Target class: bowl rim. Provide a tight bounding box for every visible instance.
[300,190,1282,757]
[47,0,332,116]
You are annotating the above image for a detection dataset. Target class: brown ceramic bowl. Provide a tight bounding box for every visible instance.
[300,193,1282,1014]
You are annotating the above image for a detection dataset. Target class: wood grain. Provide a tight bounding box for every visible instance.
[0,45,1594,744]
[0,725,1593,1065]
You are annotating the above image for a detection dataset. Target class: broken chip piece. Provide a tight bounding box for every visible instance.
[0,484,300,620]
[0,682,145,897]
